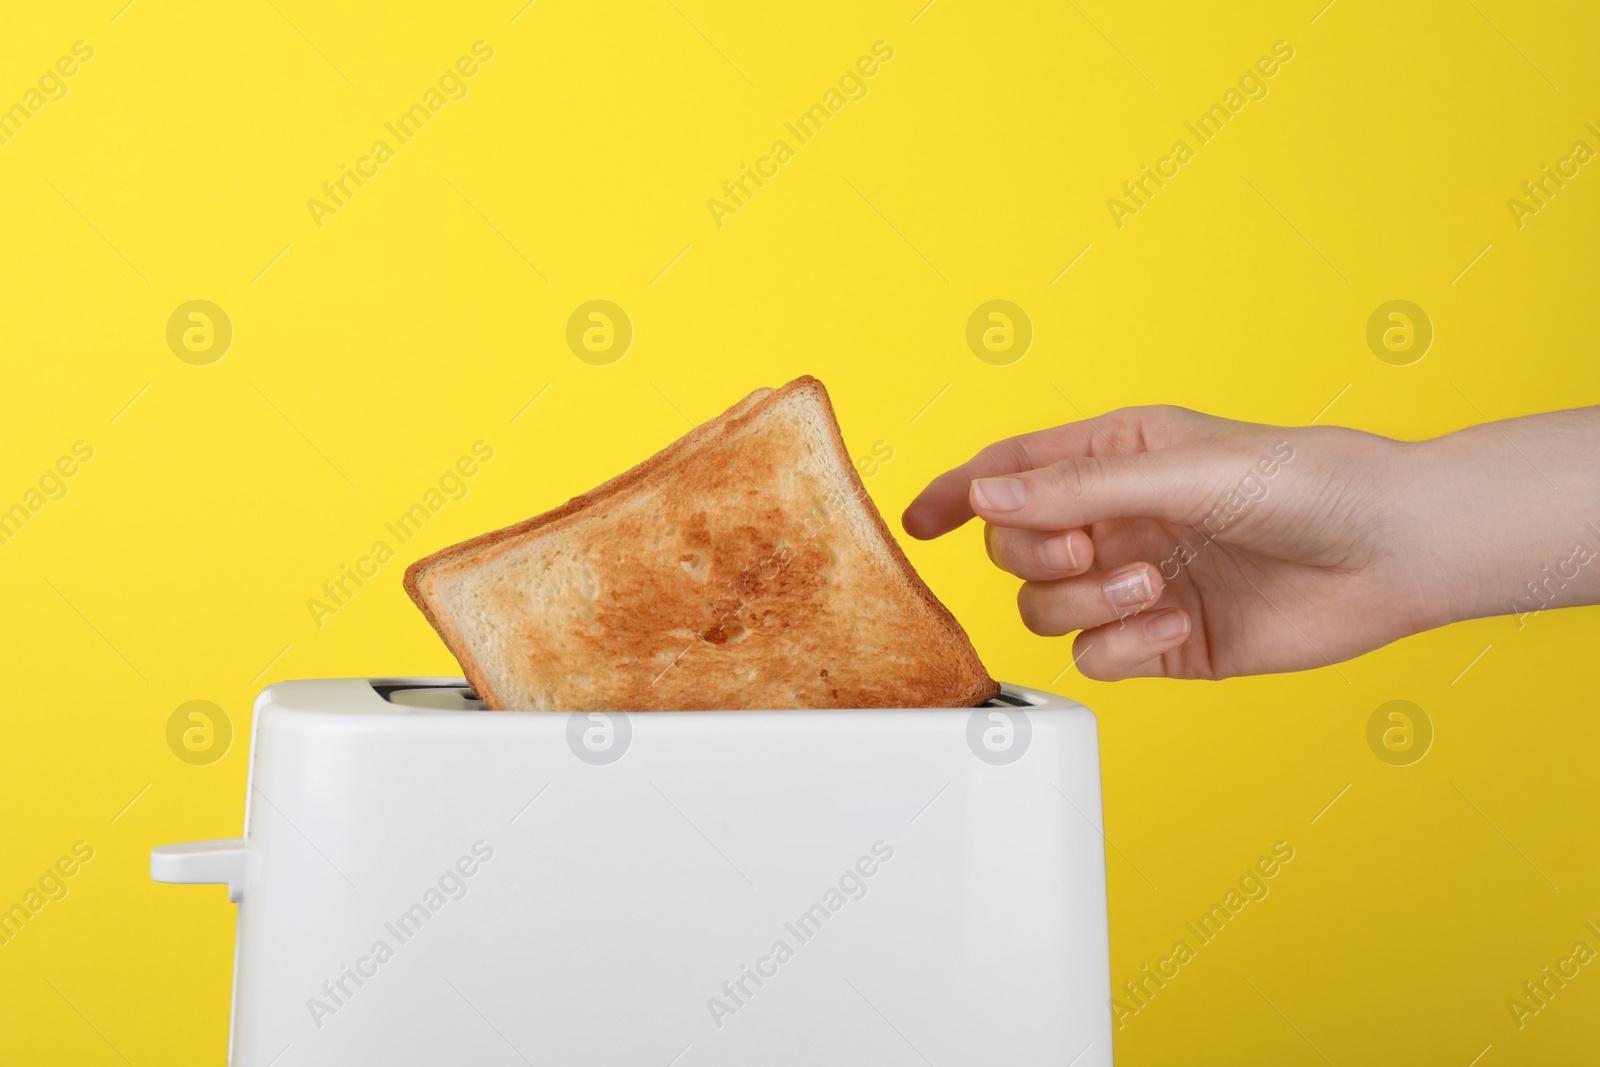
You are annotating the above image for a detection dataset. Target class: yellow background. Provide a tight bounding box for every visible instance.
[2,0,1597,1063]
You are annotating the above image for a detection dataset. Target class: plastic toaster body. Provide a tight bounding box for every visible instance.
[152,678,1114,1066]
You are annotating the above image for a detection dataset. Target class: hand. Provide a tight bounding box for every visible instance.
[902,404,1600,681]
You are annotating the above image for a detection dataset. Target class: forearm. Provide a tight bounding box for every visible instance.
[1404,406,1600,629]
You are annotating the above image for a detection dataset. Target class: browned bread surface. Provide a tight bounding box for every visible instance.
[404,377,997,710]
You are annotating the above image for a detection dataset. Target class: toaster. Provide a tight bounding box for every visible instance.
[152,678,1114,1066]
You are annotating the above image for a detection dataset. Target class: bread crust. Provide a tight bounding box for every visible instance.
[404,377,997,709]
[790,378,998,707]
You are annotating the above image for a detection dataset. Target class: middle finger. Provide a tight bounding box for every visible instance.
[1017,560,1166,637]
[985,524,1095,580]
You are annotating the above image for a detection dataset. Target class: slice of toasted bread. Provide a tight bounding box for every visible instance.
[404,376,997,710]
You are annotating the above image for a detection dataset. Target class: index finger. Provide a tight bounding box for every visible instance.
[901,405,1226,539]
[901,422,1107,540]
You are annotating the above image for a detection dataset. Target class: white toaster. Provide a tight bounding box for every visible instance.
[152,678,1114,1066]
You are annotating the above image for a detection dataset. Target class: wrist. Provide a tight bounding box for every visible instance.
[1395,433,1500,630]
[1399,415,1600,630]
[1374,435,1474,634]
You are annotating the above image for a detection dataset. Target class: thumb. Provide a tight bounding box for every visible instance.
[969,447,1233,530]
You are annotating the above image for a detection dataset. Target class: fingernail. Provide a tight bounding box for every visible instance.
[972,478,1026,511]
[1040,533,1077,572]
[1103,566,1155,610]
[1145,610,1189,642]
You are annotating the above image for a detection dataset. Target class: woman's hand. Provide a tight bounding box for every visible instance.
[902,404,1600,681]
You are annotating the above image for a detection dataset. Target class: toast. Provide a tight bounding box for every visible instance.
[403,376,998,710]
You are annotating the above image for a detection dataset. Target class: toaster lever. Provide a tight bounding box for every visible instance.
[150,839,258,903]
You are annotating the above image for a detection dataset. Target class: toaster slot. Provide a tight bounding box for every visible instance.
[371,681,1037,711]
[370,682,487,711]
